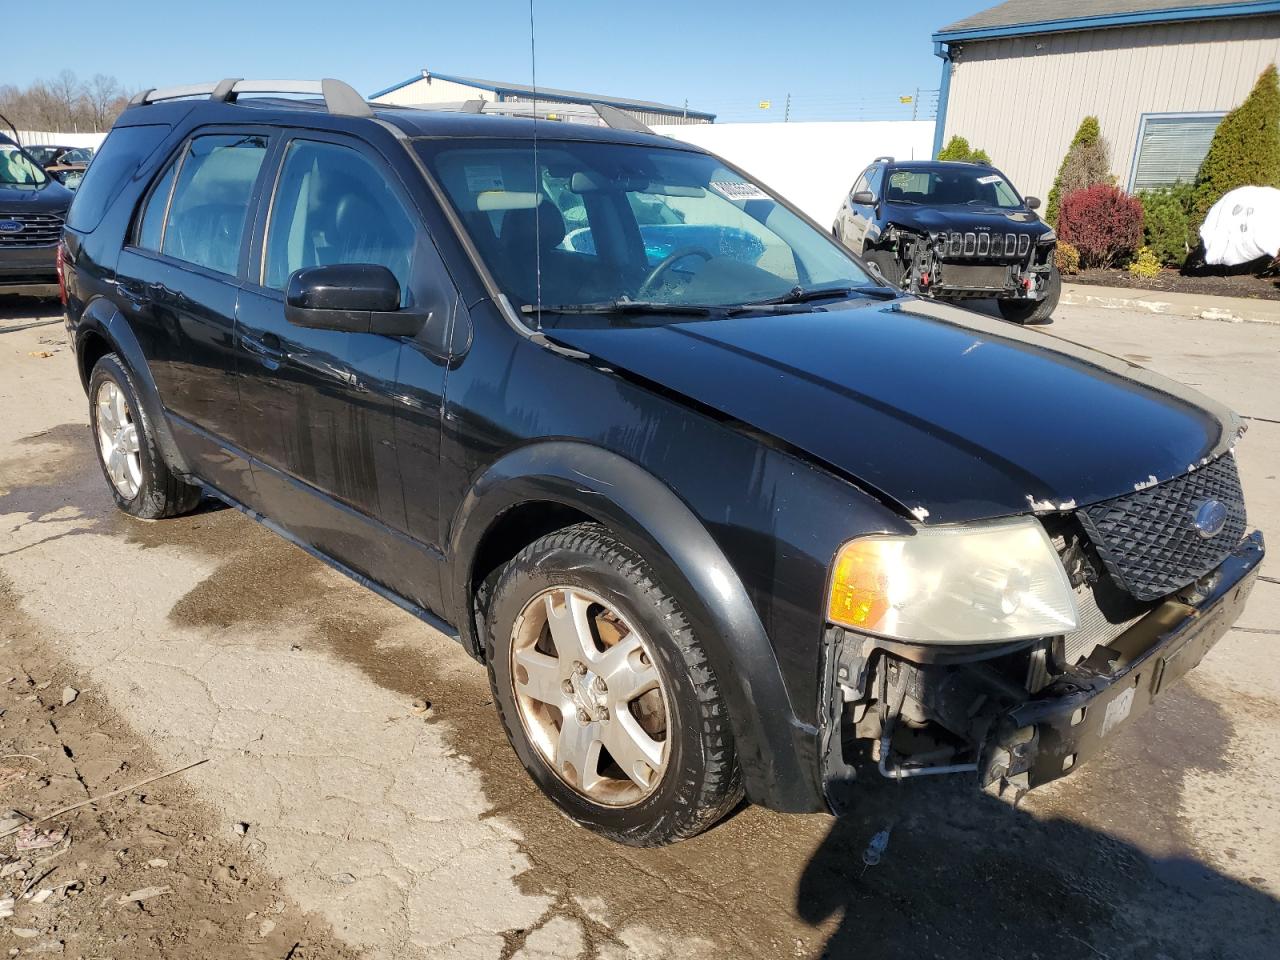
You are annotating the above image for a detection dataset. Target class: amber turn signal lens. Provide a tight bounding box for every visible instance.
[828,540,890,630]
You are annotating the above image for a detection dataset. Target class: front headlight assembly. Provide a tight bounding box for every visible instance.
[828,517,1078,645]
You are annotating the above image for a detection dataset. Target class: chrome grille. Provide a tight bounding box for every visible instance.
[0,212,64,247]
[1078,455,1247,602]
[937,231,1030,260]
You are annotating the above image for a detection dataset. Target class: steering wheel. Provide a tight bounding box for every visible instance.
[637,247,714,298]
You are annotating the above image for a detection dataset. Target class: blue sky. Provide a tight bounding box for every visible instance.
[11,0,990,122]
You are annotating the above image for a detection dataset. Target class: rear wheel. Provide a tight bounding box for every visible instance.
[89,354,201,519]
[999,266,1061,324]
[485,522,742,845]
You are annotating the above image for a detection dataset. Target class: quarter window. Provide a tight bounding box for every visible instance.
[135,158,178,252]
[161,134,268,275]
[264,139,417,305]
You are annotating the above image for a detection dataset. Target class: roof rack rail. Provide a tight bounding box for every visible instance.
[425,96,653,134]
[874,155,895,163]
[128,78,373,119]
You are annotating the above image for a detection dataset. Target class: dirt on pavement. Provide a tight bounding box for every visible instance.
[0,574,357,960]
[1073,264,1280,300]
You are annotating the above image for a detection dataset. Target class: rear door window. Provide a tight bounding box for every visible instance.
[66,124,169,232]
[162,133,268,276]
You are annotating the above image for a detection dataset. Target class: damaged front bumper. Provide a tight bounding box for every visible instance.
[820,530,1264,807]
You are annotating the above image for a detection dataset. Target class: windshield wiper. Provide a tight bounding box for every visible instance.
[520,299,720,317]
[732,284,898,311]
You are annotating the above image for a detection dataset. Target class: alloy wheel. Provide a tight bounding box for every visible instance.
[509,586,670,806]
[95,379,142,500]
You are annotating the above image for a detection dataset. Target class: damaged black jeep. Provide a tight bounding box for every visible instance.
[834,159,1059,324]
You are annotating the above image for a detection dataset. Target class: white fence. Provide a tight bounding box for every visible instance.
[652,120,936,226]
[10,130,109,151]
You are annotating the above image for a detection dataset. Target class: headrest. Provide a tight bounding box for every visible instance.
[500,200,566,253]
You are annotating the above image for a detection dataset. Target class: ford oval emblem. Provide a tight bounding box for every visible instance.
[1193,499,1229,539]
[0,219,23,234]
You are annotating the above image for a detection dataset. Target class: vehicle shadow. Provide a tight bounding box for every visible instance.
[800,760,1280,959]
[0,291,63,326]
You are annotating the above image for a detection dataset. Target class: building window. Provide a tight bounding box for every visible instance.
[1130,113,1224,191]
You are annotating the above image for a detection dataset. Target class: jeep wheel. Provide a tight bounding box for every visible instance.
[999,266,1061,324]
[89,354,202,519]
[485,522,742,845]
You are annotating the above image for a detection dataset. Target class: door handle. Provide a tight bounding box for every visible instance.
[240,331,286,369]
[113,279,148,306]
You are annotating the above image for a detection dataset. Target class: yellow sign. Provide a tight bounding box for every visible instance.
[758,100,772,110]
[900,96,914,104]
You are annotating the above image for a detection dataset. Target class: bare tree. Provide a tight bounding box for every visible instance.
[87,74,125,131]
[0,71,131,133]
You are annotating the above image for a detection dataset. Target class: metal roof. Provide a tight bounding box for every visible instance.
[370,70,715,121]
[936,0,1280,40]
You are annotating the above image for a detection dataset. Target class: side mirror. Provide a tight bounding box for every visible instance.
[1024,196,1041,210]
[852,190,878,206]
[285,263,426,337]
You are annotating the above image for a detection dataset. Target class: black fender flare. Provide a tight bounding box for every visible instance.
[75,296,191,476]
[448,440,823,813]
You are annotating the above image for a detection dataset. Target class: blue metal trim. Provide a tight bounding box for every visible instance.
[933,43,953,159]
[374,70,716,120]
[1127,110,1227,191]
[933,1,1280,41]
[368,73,425,100]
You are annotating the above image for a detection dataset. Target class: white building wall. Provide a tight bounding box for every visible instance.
[653,121,936,225]
[14,131,108,150]
[372,76,498,106]
[942,15,1280,201]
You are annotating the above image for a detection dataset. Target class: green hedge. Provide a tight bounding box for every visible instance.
[936,136,991,164]
[1194,64,1280,226]
[1046,117,1102,228]
[1138,183,1196,267]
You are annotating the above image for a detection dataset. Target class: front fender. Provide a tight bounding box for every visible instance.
[449,440,824,813]
[76,296,191,477]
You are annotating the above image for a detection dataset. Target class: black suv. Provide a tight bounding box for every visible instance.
[834,158,1059,324]
[63,79,1263,846]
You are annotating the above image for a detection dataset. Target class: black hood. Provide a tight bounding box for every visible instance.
[883,202,1050,239]
[546,297,1239,525]
[0,178,74,212]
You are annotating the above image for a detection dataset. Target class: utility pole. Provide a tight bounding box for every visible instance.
[784,93,791,122]
[912,88,919,121]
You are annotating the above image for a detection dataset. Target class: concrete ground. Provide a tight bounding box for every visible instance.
[1,290,1278,959]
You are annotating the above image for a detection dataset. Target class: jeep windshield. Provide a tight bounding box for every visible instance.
[417,138,873,314]
[0,144,50,188]
[886,167,1022,209]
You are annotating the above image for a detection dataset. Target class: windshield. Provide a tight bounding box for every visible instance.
[0,144,50,188]
[886,167,1022,209]
[417,138,871,311]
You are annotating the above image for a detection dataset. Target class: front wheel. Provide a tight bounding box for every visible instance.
[485,522,743,845]
[999,266,1061,324]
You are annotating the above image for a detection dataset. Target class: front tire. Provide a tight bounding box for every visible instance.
[999,265,1061,324]
[485,522,742,845]
[89,354,201,520]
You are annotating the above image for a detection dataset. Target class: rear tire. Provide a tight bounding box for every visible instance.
[485,522,743,846]
[89,354,202,520]
[999,266,1061,324]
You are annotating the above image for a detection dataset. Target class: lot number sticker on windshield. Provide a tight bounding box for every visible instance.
[977,174,1003,185]
[465,164,506,193]
[710,180,770,202]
